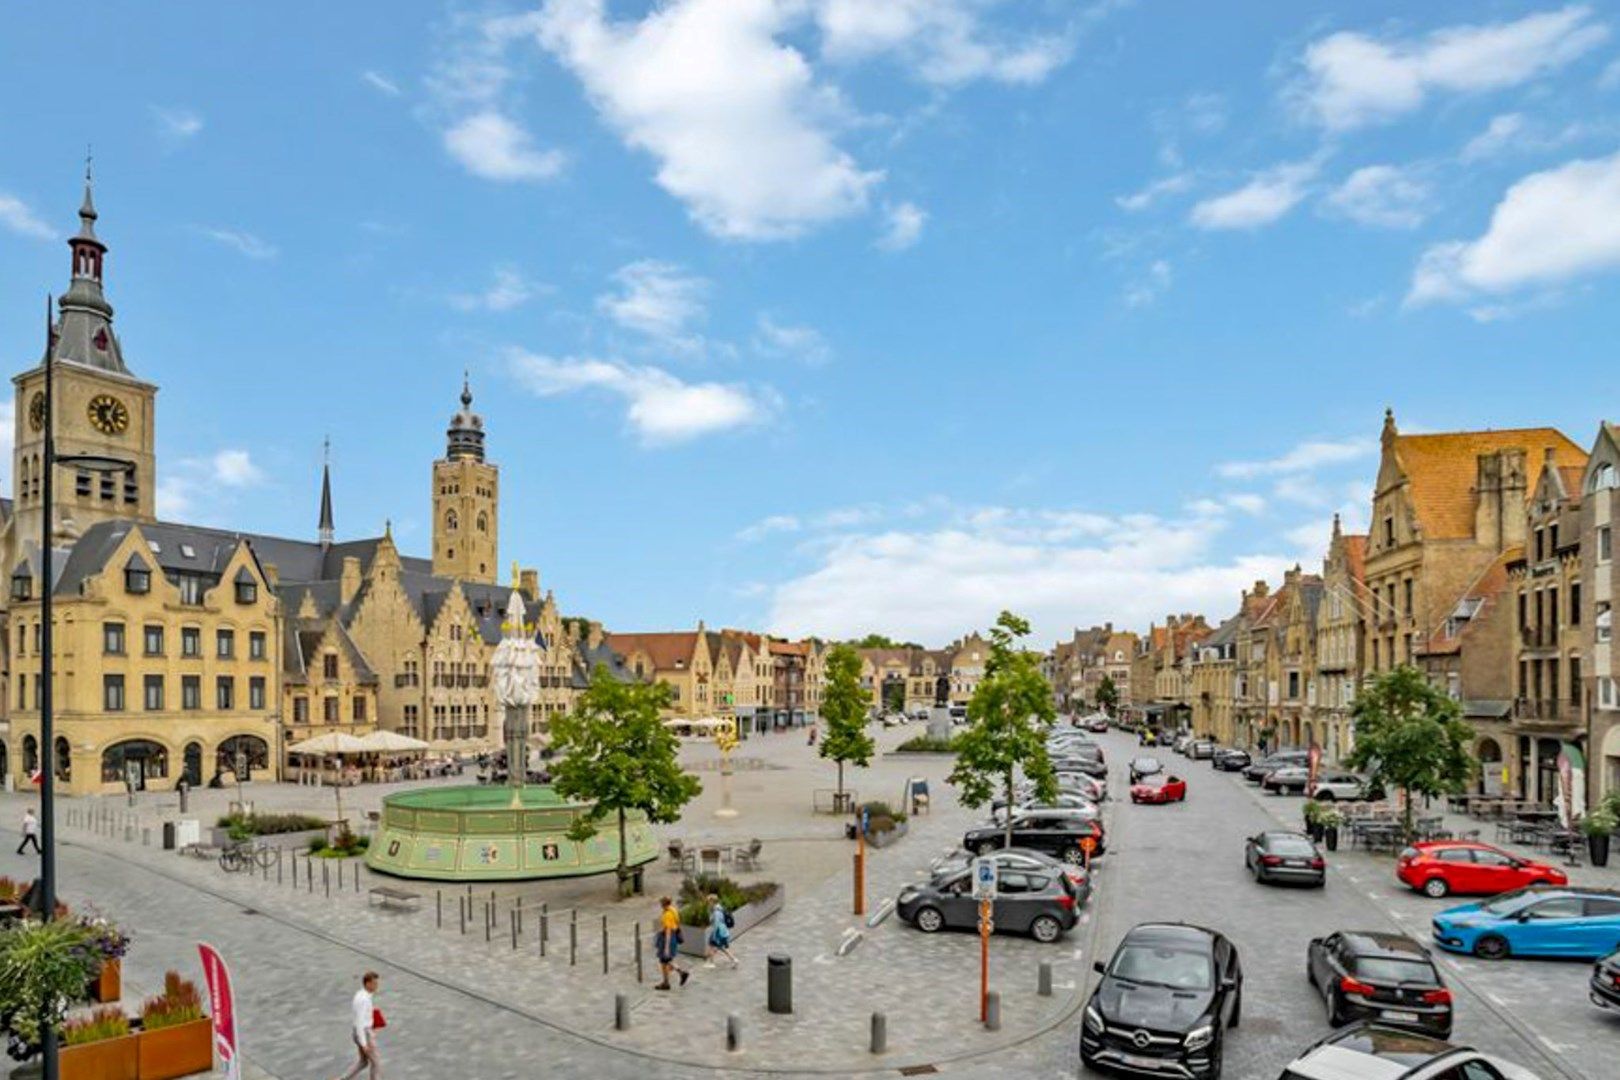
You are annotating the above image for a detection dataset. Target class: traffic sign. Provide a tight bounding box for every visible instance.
[972,856,999,900]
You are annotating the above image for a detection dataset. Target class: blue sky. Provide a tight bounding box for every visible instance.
[2,2,1619,646]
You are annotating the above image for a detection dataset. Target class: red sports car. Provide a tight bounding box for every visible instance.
[1130,774,1187,804]
[1395,840,1569,898]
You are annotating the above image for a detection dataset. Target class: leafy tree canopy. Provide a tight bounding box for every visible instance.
[1345,665,1473,835]
[849,633,923,650]
[819,644,875,797]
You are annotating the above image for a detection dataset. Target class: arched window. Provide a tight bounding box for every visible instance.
[102,739,168,785]
[445,510,459,531]
[1591,462,1618,493]
[53,735,71,782]
[22,734,38,774]
[183,742,203,787]
[216,734,269,778]
[476,512,488,534]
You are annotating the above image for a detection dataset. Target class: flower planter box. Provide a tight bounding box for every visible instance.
[866,821,909,849]
[88,958,122,1004]
[208,826,327,851]
[59,1032,139,1080]
[677,886,785,957]
[136,1018,214,1080]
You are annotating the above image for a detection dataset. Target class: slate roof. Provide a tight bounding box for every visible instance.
[283,618,378,686]
[1392,428,1585,540]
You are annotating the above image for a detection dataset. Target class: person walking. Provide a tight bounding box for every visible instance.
[334,972,382,1080]
[704,893,739,969]
[16,808,41,856]
[653,896,690,990]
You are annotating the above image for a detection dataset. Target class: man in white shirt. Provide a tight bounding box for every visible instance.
[16,808,41,855]
[335,972,381,1080]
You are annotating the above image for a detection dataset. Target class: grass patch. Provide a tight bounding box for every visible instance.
[894,733,960,753]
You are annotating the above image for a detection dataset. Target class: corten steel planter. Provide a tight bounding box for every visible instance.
[678,886,785,957]
[865,821,909,849]
[59,1031,139,1080]
[88,958,122,1004]
[135,1017,214,1079]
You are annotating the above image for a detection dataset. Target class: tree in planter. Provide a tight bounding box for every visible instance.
[948,612,1059,849]
[550,667,702,898]
[819,644,875,810]
[1344,665,1473,840]
[1094,676,1119,717]
[0,917,100,1061]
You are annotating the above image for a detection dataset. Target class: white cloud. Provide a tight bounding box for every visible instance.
[754,314,831,365]
[362,70,403,96]
[1190,159,1318,230]
[1294,6,1609,130]
[1324,164,1431,228]
[1115,172,1194,212]
[1408,149,1620,305]
[211,450,265,487]
[452,266,545,312]
[597,260,708,346]
[509,349,778,445]
[877,201,927,250]
[1182,92,1228,135]
[443,111,566,181]
[156,477,192,520]
[159,448,266,518]
[762,506,1285,644]
[736,514,801,543]
[1216,437,1377,480]
[534,0,880,240]
[1123,259,1172,308]
[1187,492,1266,517]
[813,0,1072,86]
[0,194,53,240]
[1461,113,1527,161]
[1603,57,1620,88]
[200,228,278,259]
[151,106,204,139]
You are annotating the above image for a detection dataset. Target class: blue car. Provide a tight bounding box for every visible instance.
[1431,885,1620,960]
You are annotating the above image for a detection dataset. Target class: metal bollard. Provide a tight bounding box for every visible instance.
[870,1012,887,1054]
[516,897,523,937]
[459,898,467,936]
[337,860,344,890]
[485,902,492,943]
[277,851,283,886]
[569,913,578,967]
[726,1014,741,1052]
[1038,960,1053,996]
[635,921,644,983]
[767,954,792,1014]
[540,908,548,957]
[511,910,518,950]
[615,993,630,1031]
[985,990,1001,1032]
[307,855,314,893]
[142,827,150,847]
[602,915,609,974]
[323,861,331,897]
[437,891,443,929]
[355,861,361,892]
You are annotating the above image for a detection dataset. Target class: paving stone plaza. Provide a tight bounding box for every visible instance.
[5,725,1618,1079]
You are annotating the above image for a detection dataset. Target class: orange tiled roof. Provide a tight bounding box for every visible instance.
[1393,429,1586,540]
[1344,535,1367,587]
[602,631,701,671]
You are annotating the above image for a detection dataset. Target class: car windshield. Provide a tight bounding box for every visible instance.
[1478,888,1540,915]
[1351,956,1437,985]
[1108,945,1213,990]
[1137,774,1167,787]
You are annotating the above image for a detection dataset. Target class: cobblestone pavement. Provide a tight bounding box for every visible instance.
[4,726,1611,1079]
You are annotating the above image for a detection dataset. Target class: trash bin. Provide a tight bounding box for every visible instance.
[767,954,792,1014]
[162,821,177,851]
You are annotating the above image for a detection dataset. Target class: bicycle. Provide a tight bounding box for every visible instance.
[218,841,276,873]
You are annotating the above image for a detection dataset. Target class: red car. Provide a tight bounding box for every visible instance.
[1130,774,1188,804]
[1395,840,1569,898]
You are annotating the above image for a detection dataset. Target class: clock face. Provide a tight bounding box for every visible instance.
[28,392,44,432]
[87,394,129,436]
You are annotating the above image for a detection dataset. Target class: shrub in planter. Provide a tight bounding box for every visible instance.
[60,1007,139,1080]
[137,972,212,1080]
[216,812,328,838]
[63,1006,130,1046]
[1582,807,1616,868]
[894,734,960,753]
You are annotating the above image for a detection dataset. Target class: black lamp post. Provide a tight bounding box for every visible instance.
[37,295,136,1080]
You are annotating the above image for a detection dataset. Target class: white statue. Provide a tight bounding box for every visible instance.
[491,589,542,707]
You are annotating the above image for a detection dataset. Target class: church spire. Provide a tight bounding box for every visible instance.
[318,437,335,547]
[54,163,128,374]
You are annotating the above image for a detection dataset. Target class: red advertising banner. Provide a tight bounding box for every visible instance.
[1307,744,1322,797]
[198,942,241,1080]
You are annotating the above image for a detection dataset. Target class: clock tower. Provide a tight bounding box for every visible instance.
[12,175,158,544]
[431,377,498,583]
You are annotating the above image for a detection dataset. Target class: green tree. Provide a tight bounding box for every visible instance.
[550,667,703,897]
[948,612,1059,849]
[1095,675,1119,717]
[1345,665,1474,838]
[819,644,875,807]
[850,633,922,650]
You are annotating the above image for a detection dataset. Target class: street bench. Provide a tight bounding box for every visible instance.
[368,886,421,912]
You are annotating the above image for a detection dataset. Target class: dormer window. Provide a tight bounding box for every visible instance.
[11,571,31,601]
[125,554,152,595]
[234,568,258,605]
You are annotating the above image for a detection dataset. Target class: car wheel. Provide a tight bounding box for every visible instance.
[1422,877,1450,899]
[1063,847,1086,866]
[1315,791,1335,802]
[1030,915,1063,944]
[914,907,945,934]
[1474,934,1510,960]
[976,840,998,856]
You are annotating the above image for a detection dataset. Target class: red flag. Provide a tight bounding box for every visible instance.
[198,943,240,1080]
[28,769,42,787]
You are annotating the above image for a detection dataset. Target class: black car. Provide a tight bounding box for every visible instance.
[1128,756,1164,784]
[1245,831,1326,887]
[1212,748,1250,772]
[1306,931,1452,1037]
[1243,750,1309,783]
[897,865,1079,943]
[1081,923,1242,1079]
[1593,948,1620,1011]
[963,810,1106,863]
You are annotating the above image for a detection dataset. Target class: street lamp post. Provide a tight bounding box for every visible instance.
[38,296,136,1080]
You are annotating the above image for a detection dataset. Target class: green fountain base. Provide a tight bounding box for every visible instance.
[364,785,659,882]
